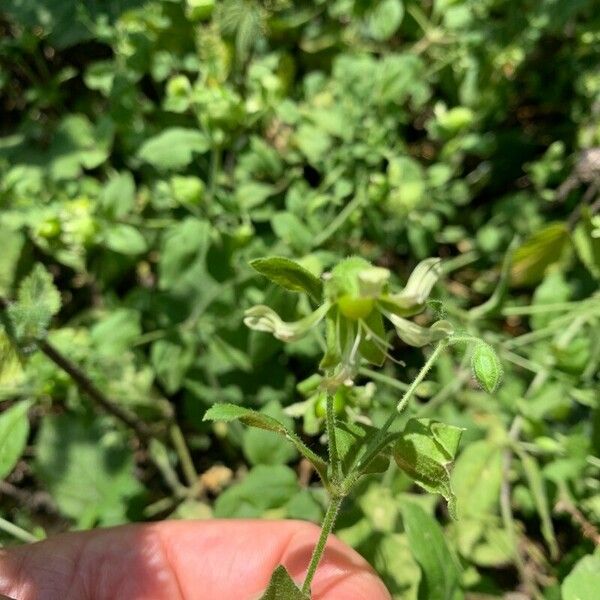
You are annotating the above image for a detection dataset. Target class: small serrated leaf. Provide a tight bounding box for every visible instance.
[7,264,61,346]
[259,565,307,600]
[250,257,323,302]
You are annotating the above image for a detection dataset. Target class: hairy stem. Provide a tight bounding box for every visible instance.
[0,517,38,544]
[343,341,448,490]
[500,416,540,599]
[169,424,198,489]
[301,496,343,596]
[326,394,341,482]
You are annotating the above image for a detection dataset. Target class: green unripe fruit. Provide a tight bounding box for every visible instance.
[471,343,503,393]
[337,295,374,320]
[314,390,345,418]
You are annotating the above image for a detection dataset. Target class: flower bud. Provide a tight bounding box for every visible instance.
[471,343,503,393]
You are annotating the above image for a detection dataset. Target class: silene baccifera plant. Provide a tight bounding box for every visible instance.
[203,255,503,599]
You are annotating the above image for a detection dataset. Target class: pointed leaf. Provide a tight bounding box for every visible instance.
[336,421,391,476]
[510,222,569,287]
[250,257,323,302]
[204,404,328,485]
[0,400,32,479]
[259,566,306,600]
[402,501,461,600]
[393,419,463,519]
[516,449,558,560]
[0,330,24,387]
[562,554,600,600]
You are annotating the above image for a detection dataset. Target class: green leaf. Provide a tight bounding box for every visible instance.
[243,302,331,343]
[0,226,24,296]
[100,171,136,218]
[336,420,391,476]
[7,264,61,345]
[516,449,558,560]
[451,439,502,519]
[572,208,600,279]
[259,565,306,600]
[158,218,211,290]
[0,400,31,479]
[469,237,518,319]
[510,223,569,287]
[369,0,404,41]
[214,464,299,518]
[0,331,24,387]
[34,414,145,527]
[271,213,314,253]
[402,501,461,600]
[204,403,328,484]
[103,224,148,255]
[151,337,194,394]
[138,128,210,170]
[393,419,463,519]
[242,400,298,466]
[359,310,387,366]
[562,553,600,600]
[250,257,323,302]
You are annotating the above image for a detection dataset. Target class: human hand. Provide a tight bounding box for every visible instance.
[0,519,390,599]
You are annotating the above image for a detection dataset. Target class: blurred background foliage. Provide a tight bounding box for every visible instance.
[0,0,599,598]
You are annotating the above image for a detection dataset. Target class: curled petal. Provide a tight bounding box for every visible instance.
[244,302,331,342]
[389,314,454,347]
[399,258,442,304]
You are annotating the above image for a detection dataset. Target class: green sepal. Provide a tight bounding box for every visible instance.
[359,310,387,366]
[203,404,329,486]
[319,310,342,371]
[393,418,463,519]
[250,257,323,302]
[258,566,307,600]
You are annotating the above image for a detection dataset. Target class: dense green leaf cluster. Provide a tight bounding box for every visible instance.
[0,0,599,598]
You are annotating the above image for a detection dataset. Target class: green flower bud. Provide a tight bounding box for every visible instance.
[471,343,503,393]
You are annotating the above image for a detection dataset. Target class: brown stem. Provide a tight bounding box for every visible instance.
[0,295,152,444]
[38,338,153,443]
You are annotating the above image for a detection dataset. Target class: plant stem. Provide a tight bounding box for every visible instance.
[347,341,448,482]
[326,394,341,482]
[38,339,153,443]
[0,517,39,544]
[358,366,410,392]
[169,423,198,488]
[311,179,365,248]
[500,416,540,599]
[395,341,447,415]
[301,496,343,596]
